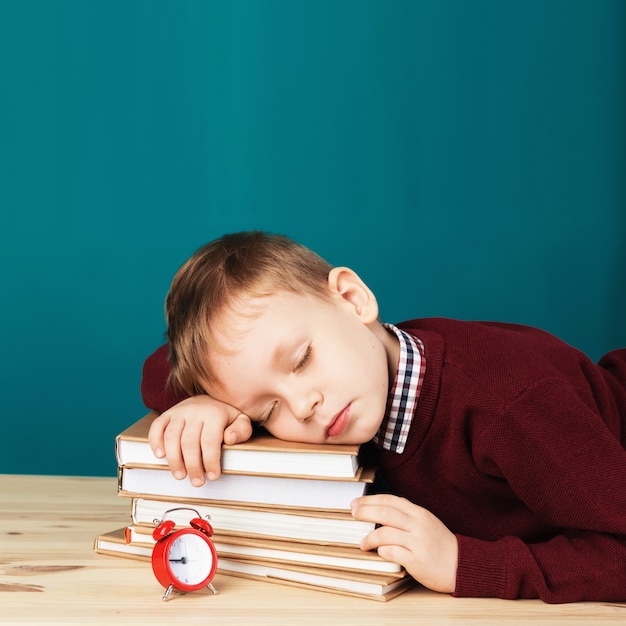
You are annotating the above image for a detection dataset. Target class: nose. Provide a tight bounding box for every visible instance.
[290,388,322,423]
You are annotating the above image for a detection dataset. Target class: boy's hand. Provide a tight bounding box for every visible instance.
[351,494,458,593]
[148,396,253,486]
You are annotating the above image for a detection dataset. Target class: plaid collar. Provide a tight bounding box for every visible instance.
[373,324,426,454]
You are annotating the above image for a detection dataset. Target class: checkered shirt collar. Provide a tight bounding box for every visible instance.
[373,324,426,454]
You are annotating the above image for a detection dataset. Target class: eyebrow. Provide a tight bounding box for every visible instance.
[269,341,292,368]
[267,327,306,366]
[243,338,302,421]
[209,330,304,421]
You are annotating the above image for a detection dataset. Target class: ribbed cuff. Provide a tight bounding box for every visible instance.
[452,534,508,598]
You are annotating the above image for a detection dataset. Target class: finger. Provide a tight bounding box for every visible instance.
[352,498,416,530]
[362,528,414,568]
[195,409,245,480]
[360,523,412,552]
[148,413,170,458]
[359,519,459,593]
[199,411,253,480]
[223,413,253,445]
[161,418,188,480]
[198,418,227,482]
[352,493,412,511]
[375,543,414,568]
[179,419,207,487]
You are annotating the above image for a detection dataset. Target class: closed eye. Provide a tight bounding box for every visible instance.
[257,401,278,427]
[294,345,312,372]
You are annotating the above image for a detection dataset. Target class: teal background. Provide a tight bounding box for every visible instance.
[1,1,624,477]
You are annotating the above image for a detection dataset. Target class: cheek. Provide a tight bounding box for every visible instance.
[265,425,302,443]
[263,421,323,444]
[339,333,386,383]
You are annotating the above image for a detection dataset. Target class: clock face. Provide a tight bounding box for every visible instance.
[167,533,215,586]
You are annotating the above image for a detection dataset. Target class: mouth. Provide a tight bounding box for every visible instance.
[327,404,351,438]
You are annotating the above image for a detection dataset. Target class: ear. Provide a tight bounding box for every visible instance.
[327,267,379,323]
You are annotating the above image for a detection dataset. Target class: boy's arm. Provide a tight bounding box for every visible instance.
[140,344,188,412]
[352,494,458,594]
[454,378,626,602]
[354,376,626,602]
[140,345,253,485]
[148,396,253,485]
[453,527,626,602]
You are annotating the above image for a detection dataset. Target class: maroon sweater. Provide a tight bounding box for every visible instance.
[141,318,626,603]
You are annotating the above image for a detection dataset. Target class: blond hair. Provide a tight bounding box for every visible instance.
[165,231,333,395]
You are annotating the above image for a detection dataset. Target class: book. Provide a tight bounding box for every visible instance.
[131,497,376,547]
[126,524,404,576]
[94,529,414,601]
[103,413,407,600]
[116,412,361,478]
[216,558,414,601]
[118,465,374,512]
[95,527,152,562]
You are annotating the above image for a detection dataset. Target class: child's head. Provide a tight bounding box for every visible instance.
[165,231,399,445]
[166,231,334,395]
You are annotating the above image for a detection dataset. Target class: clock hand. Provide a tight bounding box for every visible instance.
[169,557,187,563]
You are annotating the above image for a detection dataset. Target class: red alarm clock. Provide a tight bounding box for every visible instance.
[151,507,219,601]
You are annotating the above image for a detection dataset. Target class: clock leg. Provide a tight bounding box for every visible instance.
[207,582,218,595]
[162,584,175,601]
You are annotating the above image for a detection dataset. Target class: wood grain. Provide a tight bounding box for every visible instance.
[1,474,625,625]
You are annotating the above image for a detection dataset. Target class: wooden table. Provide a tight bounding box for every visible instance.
[1,474,625,625]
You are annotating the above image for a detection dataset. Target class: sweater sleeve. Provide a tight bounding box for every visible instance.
[454,377,626,603]
[455,528,626,602]
[140,344,189,412]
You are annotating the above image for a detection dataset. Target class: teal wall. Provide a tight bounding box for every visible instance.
[1,1,624,477]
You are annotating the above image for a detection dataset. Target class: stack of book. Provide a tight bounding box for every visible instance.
[95,412,414,601]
